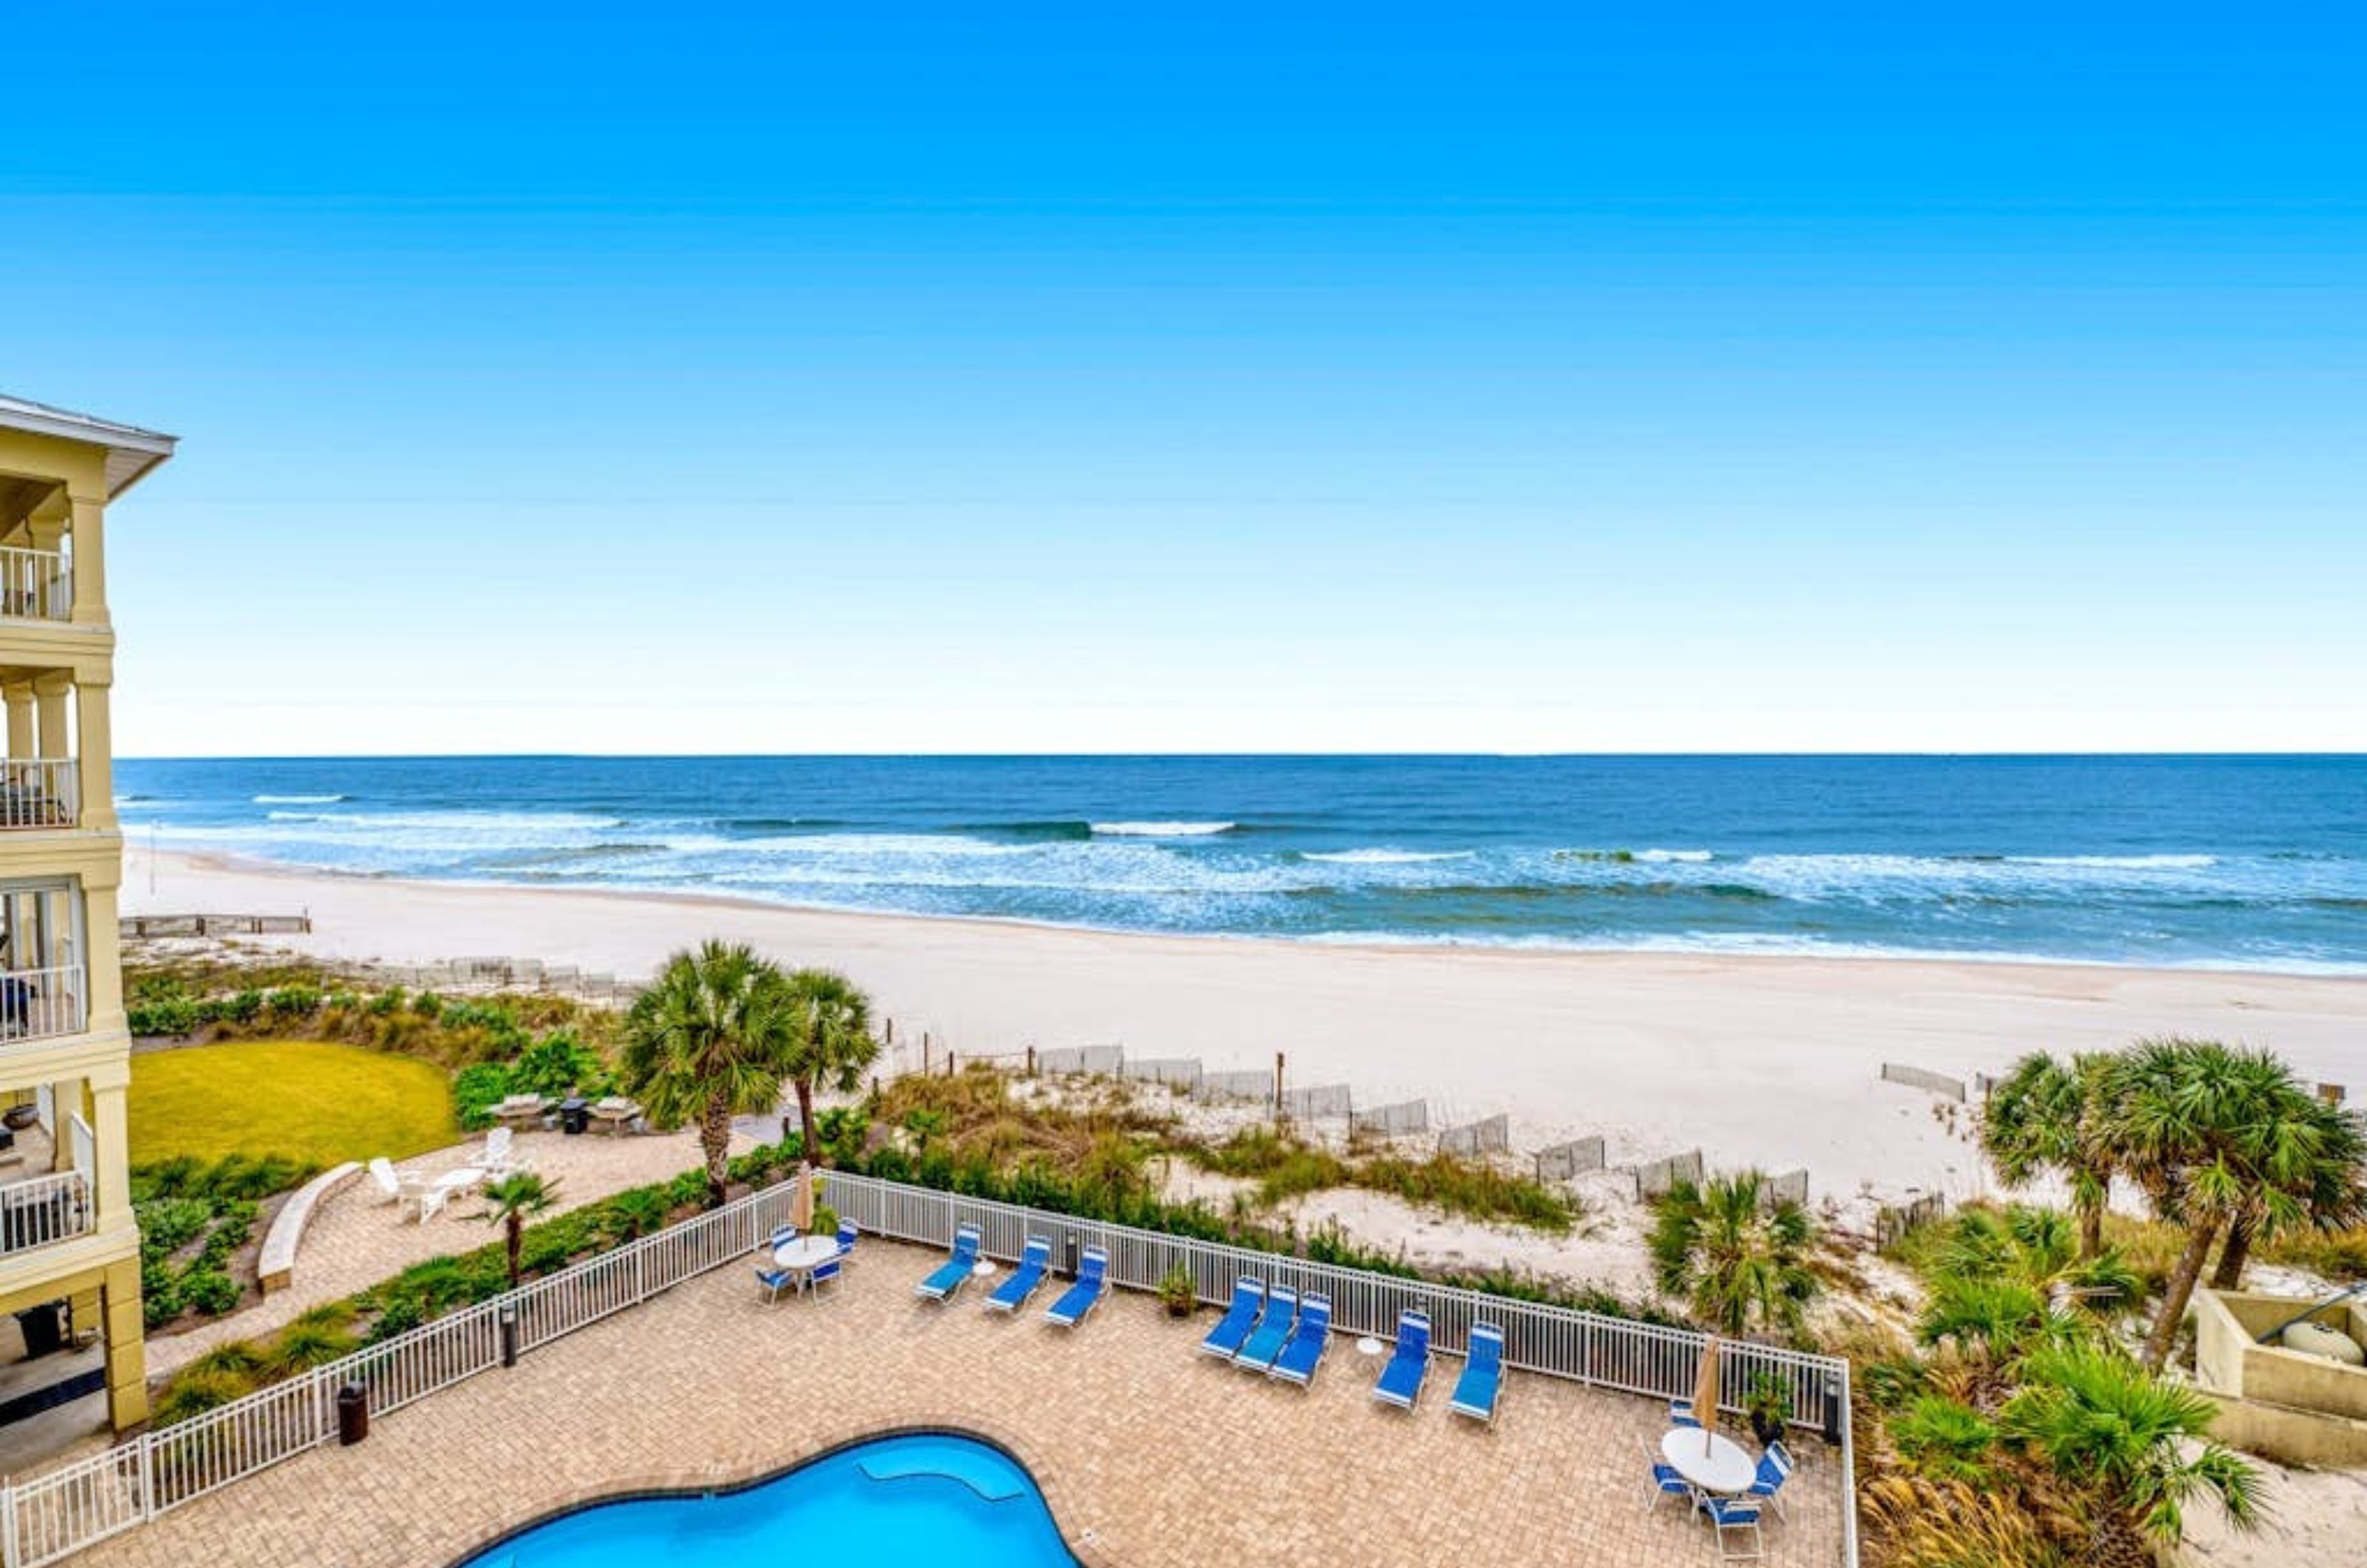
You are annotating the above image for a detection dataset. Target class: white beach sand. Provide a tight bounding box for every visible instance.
[126,848,2367,1205]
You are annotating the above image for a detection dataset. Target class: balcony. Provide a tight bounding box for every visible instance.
[0,760,78,830]
[0,966,85,1047]
[0,1169,93,1261]
[0,547,71,623]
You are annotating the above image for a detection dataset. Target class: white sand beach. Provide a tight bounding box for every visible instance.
[126,848,2367,1206]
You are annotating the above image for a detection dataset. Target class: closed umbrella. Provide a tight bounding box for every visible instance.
[791,1166,816,1231]
[1693,1334,1722,1455]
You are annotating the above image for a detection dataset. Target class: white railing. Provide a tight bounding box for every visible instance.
[0,550,70,624]
[0,1172,92,1260]
[0,967,84,1048]
[0,1169,1860,1567]
[0,763,77,831]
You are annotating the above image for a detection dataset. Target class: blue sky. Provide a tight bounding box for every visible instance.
[6,4,2361,754]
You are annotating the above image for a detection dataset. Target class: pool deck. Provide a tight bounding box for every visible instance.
[72,1237,1845,1567]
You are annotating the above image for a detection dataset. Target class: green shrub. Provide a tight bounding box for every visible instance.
[152,1366,253,1425]
[452,1063,514,1129]
[179,1270,243,1317]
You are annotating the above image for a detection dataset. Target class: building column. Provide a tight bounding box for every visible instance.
[101,1257,148,1430]
[88,1073,132,1230]
[72,674,114,831]
[3,680,31,761]
[82,880,126,1041]
[67,489,107,627]
[31,671,70,761]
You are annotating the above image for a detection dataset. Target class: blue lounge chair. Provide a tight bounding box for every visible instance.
[915,1224,982,1302]
[985,1235,1053,1314]
[1044,1246,1108,1328]
[1746,1440,1793,1520]
[835,1220,860,1261]
[1701,1496,1766,1561]
[808,1257,842,1296]
[754,1263,797,1302]
[1234,1285,1298,1373]
[1449,1321,1505,1427]
[1268,1293,1332,1387]
[1371,1308,1431,1410]
[1198,1277,1266,1361]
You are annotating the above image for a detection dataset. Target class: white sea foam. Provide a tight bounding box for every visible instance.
[1302,849,1471,865]
[2010,854,2218,871]
[1090,821,1237,837]
[1635,848,1713,863]
[252,794,348,805]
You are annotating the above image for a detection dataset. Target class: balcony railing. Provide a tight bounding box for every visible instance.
[0,1169,93,1260]
[0,547,72,622]
[0,760,78,830]
[0,965,85,1046]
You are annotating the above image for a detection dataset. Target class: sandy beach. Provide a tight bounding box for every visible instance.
[125,848,2367,1205]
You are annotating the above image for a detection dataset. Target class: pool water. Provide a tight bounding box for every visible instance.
[457,1434,1080,1566]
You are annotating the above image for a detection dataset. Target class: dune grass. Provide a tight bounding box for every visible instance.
[130,1039,458,1169]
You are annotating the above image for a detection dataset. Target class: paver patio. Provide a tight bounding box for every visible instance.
[71,1235,1844,1568]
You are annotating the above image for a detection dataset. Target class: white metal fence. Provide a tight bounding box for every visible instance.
[0,967,84,1048]
[0,549,70,624]
[0,763,77,831]
[1,1169,1860,1567]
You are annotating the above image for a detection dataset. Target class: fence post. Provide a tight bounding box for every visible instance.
[1273,1051,1285,1118]
[139,1430,157,1524]
[1026,1044,1036,1076]
[3,1477,18,1567]
[634,1242,648,1305]
[922,1033,932,1075]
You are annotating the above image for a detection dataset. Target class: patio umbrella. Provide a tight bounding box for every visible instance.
[1693,1334,1722,1455]
[791,1166,816,1230]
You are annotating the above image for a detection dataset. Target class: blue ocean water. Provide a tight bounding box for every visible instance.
[455,1434,1077,1566]
[116,755,2367,973]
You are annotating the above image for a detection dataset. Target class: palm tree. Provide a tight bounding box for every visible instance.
[1981,1051,2120,1260]
[2110,1037,2338,1370]
[2209,1087,2367,1291]
[619,941,797,1206]
[782,967,880,1170]
[479,1172,558,1288]
[1647,1170,1819,1337]
[1999,1344,2263,1561]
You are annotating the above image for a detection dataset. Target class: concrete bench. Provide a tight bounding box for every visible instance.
[258,1161,362,1296]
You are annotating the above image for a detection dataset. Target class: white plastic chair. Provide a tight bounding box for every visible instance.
[367,1158,403,1206]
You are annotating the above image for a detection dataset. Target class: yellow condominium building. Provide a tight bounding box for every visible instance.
[0,394,173,1433]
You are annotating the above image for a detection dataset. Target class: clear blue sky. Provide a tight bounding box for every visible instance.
[7,4,2361,755]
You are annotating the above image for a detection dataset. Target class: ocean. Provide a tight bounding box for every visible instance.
[114,755,2367,974]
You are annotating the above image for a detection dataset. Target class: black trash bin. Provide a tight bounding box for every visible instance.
[337,1382,369,1445]
[16,1302,65,1359]
[559,1097,590,1135]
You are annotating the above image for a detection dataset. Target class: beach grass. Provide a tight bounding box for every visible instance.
[130,1039,458,1169]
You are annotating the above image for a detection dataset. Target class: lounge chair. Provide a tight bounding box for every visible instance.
[1268,1293,1332,1388]
[1198,1277,1266,1361]
[1746,1440,1793,1520]
[1234,1285,1298,1373]
[1449,1321,1505,1427]
[1371,1308,1431,1410]
[366,1158,403,1206]
[1701,1496,1766,1561]
[985,1235,1053,1313]
[1638,1436,1694,1513]
[755,1262,797,1302]
[473,1126,524,1177]
[915,1224,982,1302]
[1044,1246,1108,1328]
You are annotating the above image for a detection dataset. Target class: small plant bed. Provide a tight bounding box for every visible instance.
[136,1155,317,1331]
[129,1039,457,1169]
[148,1138,805,1426]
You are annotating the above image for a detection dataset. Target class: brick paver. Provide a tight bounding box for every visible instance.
[76,1237,1842,1568]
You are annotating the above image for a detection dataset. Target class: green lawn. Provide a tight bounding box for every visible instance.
[129,1040,458,1170]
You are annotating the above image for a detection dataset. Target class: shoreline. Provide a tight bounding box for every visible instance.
[126,847,2367,1202]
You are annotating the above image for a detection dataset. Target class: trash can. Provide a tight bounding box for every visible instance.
[337,1382,369,1445]
[559,1097,590,1135]
[16,1302,65,1358]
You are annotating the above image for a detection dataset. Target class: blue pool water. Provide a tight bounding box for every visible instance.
[454,1434,1078,1566]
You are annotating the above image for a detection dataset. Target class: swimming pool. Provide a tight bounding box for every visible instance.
[456,1433,1080,1567]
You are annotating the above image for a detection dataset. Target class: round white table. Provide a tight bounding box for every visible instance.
[771,1234,840,1290]
[971,1259,998,1277]
[1660,1429,1756,1496]
[1354,1336,1386,1357]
